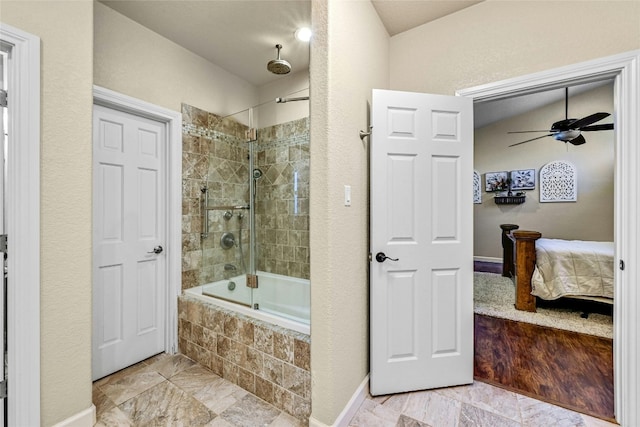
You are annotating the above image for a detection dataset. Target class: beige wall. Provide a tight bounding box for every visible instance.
[310,0,389,424]
[475,84,615,259]
[257,70,310,128]
[1,1,94,425]
[390,1,640,95]
[94,1,258,116]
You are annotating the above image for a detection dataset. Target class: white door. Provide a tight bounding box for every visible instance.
[92,104,166,380]
[370,89,474,395]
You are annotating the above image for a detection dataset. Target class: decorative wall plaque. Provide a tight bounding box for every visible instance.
[473,170,482,204]
[539,160,577,202]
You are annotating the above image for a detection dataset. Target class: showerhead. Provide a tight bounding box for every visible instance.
[253,168,263,180]
[267,44,291,75]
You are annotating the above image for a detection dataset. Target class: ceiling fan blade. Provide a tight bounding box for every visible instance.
[569,134,587,145]
[507,130,553,134]
[509,134,554,147]
[580,123,614,131]
[571,112,611,129]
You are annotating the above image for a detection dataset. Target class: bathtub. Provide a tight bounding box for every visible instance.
[184,271,310,335]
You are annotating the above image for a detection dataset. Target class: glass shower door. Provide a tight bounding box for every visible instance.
[197,108,254,307]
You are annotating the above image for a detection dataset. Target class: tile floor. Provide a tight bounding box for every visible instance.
[94,353,618,427]
[348,380,618,427]
[93,353,304,426]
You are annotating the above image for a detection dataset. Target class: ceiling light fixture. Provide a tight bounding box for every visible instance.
[295,27,312,42]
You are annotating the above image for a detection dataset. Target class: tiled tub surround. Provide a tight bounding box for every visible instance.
[255,118,310,280]
[178,295,311,421]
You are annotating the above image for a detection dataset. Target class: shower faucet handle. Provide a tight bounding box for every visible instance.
[375,252,399,263]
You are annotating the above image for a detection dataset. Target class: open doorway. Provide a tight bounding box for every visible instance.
[458,50,640,425]
[471,80,615,420]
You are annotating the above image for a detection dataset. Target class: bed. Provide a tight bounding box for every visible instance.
[499,224,614,312]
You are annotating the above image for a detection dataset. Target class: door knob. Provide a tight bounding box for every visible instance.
[147,245,163,254]
[375,252,399,263]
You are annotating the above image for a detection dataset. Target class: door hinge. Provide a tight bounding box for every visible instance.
[246,273,258,289]
[0,235,7,254]
[0,380,6,399]
[620,259,625,271]
[0,89,6,108]
[245,128,257,142]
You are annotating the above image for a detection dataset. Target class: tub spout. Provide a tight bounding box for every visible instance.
[224,264,237,271]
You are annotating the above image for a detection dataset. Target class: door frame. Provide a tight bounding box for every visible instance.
[457,49,640,426]
[0,22,41,427]
[92,85,182,357]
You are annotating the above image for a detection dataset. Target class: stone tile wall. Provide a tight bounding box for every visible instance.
[182,103,310,288]
[182,104,251,290]
[255,117,310,279]
[178,295,311,421]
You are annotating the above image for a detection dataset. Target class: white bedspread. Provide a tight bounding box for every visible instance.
[531,238,614,300]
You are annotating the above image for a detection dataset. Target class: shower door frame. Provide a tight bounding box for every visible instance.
[248,134,257,279]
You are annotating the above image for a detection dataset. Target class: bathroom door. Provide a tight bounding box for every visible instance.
[370,89,474,395]
[92,104,166,380]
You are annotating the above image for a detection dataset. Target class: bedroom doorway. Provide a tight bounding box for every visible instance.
[459,50,640,424]
[471,79,615,421]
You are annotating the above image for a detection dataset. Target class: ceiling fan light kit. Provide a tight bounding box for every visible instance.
[508,87,614,147]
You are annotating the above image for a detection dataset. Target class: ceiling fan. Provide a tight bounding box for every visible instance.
[508,87,614,147]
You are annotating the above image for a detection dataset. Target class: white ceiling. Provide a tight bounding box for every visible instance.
[371,0,482,36]
[99,0,481,87]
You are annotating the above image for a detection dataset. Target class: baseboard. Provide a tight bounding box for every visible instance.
[309,374,369,427]
[474,256,502,264]
[52,405,96,427]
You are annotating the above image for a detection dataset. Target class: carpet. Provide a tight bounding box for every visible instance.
[474,272,613,339]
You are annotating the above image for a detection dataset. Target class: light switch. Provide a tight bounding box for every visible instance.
[344,185,351,206]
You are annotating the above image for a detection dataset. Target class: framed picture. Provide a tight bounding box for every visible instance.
[485,171,509,192]
[510,169,536,190]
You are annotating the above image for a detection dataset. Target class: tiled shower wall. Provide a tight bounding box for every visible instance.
[182,104,250,290]
[182,103,310,288]
[255,117,310,280]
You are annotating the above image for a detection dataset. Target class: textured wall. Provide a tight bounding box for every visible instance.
[257,71,310,129]
[309,0,390,424]
[474,84,615,259]
[1,1,94,425]
[94,2,257,117]
[390,1,640,95]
